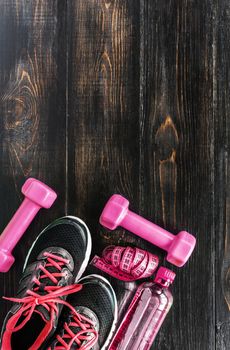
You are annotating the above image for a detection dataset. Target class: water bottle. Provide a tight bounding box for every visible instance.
[109,267,175,350]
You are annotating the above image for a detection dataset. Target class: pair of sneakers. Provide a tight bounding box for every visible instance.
[0,217,117,350]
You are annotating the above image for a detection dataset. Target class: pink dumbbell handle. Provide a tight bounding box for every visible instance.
[0,198,41,253]
[121,211,174,250]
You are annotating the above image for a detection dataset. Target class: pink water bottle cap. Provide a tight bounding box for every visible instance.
[154,267,176,287]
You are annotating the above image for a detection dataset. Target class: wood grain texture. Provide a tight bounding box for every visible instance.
[215,1,230,349]
[0,0,67,329]
[67,0,141,251]
[0,1,229,349]
[139,1,216,349]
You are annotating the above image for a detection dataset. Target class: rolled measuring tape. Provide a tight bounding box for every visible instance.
[91,245,159,282]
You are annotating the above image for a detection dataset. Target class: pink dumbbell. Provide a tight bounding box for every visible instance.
[0,178,57,272]
[100,194,196,267]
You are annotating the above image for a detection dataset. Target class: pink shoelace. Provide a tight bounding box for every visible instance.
[3,252,98,350]
[52,312,98,350]
[91,245,159,281]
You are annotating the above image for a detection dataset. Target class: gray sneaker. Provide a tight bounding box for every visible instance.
[0,216,92,350]
[47,275,118,350]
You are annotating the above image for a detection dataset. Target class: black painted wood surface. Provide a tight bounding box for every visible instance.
[0,1,229,349]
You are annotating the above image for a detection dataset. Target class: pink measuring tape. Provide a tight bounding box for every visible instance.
[91,246,159,281]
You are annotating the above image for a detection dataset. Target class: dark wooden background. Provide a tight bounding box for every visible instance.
[0,1,229,349]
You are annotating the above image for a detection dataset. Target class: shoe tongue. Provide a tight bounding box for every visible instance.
[74,306,99,331]
[31,258,66,322]
[39,265,60,288]
[34,306,51,322]
[61,306,99,350]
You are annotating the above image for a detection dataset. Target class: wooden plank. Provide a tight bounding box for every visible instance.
[67,0,141,253]
[0,0,67,328]
[67,0,152,332]
[140,1,215,349]
[215,1,230,349]
[0,1,228,348]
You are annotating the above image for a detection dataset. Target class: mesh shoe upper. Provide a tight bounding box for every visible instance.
[0,217,92,350]
[48,275,117,350]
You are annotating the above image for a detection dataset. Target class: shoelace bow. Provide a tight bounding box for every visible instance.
[91,245,159,281]
[3,252,98,350]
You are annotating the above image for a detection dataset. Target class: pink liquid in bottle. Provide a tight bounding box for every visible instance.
[109,267,175,350]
